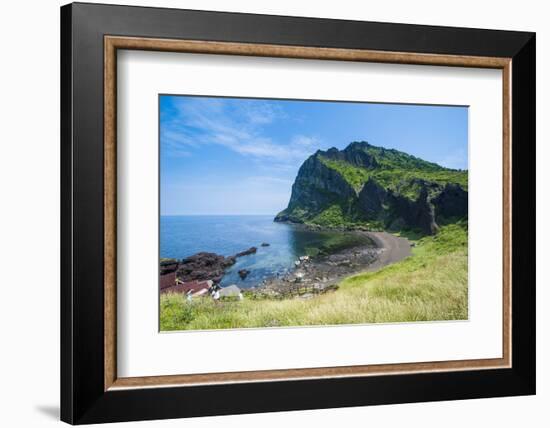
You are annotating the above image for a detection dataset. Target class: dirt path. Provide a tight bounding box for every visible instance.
[363,232,412,271]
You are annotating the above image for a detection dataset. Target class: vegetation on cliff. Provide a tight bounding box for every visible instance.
[275,141,468,234]
[319,157,467,194]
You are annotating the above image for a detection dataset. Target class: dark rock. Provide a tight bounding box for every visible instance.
[386,187,438,235]
[323,141,379,168]
[176,252,235,284]
[223,256,237,267]
[235,247,257,257]
[274,141,467,235]
[260,242,270,247]
[274,153,357,223]
[358,178,387,218]
[238,269,250,279]
[433,183,468,221]
[159,260,179,275]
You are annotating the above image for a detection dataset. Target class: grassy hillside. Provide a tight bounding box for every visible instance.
[308,202,384,230]
[353,141,444,171]
[319,156,468,194]
[160,222,468,330]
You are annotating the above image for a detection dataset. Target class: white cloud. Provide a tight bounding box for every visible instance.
[161,97,319,165]
[241,101,285,125]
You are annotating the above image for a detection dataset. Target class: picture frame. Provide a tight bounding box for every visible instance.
[60,2,535,424]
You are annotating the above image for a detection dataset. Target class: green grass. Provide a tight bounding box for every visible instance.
[353,141,444,171]
[307,203,383,230]
[318,156,468,195]
[301,230,375,257]
[310,203,347,225]
[160,223,468,331]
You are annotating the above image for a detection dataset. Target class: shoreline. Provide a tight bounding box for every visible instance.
[247,230,411,298]
[161,222,412,299]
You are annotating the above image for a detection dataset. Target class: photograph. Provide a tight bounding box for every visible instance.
[159,95,469,331]
[54,2,536,424]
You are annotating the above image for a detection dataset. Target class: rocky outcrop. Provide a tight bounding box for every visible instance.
[433,183,468,220]
[176,252,236,284]
[275,154,357,223]
[323,142,379,168]
[236,247,257,257]
[238,269,250,279]
[174,244,266,285]
[386,187,438,235]
[159,258,179,275]
[357,178,386,218]
[357,179,439,235]
[275,141,467,235]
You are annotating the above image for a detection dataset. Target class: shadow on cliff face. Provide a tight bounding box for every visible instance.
[275,142,468,236]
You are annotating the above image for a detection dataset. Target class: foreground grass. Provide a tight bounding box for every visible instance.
[160,223,468,331]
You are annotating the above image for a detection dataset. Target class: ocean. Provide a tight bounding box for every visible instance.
[160,215,372,288]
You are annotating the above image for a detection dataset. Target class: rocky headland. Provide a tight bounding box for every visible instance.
[274,141,468,235]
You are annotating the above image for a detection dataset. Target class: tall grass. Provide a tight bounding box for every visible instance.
[160,223,468,331]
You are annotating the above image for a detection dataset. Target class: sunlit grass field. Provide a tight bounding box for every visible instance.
[160,222,468,331]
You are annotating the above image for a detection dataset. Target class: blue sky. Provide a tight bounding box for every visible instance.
[160,95,468,216]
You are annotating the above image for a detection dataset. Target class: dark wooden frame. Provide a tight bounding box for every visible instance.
[61,2,536,424]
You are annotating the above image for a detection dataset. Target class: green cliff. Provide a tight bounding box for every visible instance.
[274,141,468,234]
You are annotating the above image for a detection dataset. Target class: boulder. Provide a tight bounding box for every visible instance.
[235,247,257,257]
[238,269,250,279]
[176,252,236,284]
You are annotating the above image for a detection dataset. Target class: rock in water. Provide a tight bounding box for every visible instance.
[260,242,270,247]
[176,252,236,284]
[238,269,250,279]
[235,247,257,257]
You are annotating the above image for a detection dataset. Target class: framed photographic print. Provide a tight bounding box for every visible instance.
[60,2,536,424]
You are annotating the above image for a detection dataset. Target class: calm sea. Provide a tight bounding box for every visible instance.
[160,215,371,288]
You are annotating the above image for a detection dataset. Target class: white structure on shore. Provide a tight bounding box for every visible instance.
[218,284,242,298]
